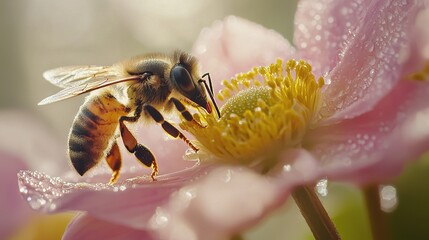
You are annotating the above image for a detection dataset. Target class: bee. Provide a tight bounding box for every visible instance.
[39,51,220,184]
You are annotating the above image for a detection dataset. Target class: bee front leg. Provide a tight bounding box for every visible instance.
[119,109,158,181]
[169,97,205,128]
[169,97,194,121]
[106,141,122,184]
[143,104,199,152]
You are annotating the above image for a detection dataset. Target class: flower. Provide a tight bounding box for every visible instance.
[18,1,429,239]
[0,111,71,239]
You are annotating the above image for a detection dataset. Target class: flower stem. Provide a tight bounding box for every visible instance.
[363,185,389,240]
[292,185,341,240]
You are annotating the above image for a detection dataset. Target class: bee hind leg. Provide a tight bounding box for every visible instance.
[119,119,158,181]
[106,141,122,185]
[143,103,198,152]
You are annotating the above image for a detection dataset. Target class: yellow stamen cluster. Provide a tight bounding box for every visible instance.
[180,59,324,167]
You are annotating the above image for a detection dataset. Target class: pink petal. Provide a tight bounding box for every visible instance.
[307,80,429,185]
[323,107,429,185]
[192,15,296,90]
[149,149,322,240]
[294,0,371,75]
[17,162,210,230]
[63,213,153,240]
[319,1,423,121]
[0,153,31,239]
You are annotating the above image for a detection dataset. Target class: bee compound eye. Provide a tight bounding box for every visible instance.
[171,65,195,93]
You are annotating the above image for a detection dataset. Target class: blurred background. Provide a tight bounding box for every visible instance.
[1,0,429,239]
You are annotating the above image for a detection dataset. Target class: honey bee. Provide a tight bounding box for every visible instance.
[39,51,220,184]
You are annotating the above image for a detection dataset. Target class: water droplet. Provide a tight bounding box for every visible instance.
[223,169,233,183]
[26,193,47,210]
[365,42,375,52]
[185,148,196,155]
[20,186,28,194]
[316,179,328,197]
[152,208,169,226]
[283,164,291,172]
[49,203,57,211]
[297,24,307,33]
[380,185,398,212]
[315,35,321,41]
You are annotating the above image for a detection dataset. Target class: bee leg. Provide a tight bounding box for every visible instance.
[119,119,158,181]
[169,97,205,128]
[106,141,122,184]
[143,104,199,152]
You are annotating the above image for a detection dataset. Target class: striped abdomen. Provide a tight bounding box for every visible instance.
[68,93,129,176]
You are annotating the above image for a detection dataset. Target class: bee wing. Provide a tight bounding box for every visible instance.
[43,65,119,88]
[38,74,149,105]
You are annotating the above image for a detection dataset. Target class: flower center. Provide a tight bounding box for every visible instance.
[180,59,324,168]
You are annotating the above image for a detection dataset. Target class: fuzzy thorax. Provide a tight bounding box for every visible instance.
[180,59,324,169]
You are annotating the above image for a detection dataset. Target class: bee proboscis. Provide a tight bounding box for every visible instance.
[40,51,220,184]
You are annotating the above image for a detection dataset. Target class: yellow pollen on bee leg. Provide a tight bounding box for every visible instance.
[180,59,324,166]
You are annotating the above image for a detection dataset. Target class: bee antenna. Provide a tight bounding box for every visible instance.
[201,73,214,95]
[199,74,221,118]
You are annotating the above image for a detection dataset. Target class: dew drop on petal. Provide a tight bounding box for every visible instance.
[184,148,198,160]
[17,170,70,211]
[151,207,170,227]
[49,203,57,211]
[19,186,28,194]
[169,186,197,212]
[365,42,375,53]
[283,164,292,172]
[315,35,321,41]
[17,170,117,212]
[380,185,398,212]
[316,178,328,197]
[223,169,233,183]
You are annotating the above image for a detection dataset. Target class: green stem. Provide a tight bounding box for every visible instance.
[292,185,341,240]
[363,185,389,240]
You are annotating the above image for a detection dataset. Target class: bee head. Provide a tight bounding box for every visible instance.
[170,64,211,113]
